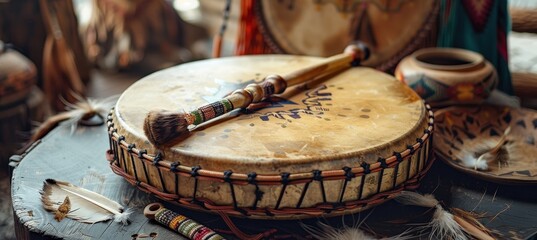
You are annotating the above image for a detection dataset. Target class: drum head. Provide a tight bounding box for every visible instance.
[115,55,427,174]
[255,0,439,70]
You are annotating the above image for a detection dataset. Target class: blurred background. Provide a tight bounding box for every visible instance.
[2,0,537,161]
[1,0,537,239]
[0,0,233,164]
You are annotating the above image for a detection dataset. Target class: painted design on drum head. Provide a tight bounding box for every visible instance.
[243,84,333,122]
[200,75,377,124]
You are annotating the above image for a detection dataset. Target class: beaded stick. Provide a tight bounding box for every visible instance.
[144,203,225,240]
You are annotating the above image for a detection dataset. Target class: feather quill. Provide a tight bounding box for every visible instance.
[395,191,494,240]
[41,179,130,224]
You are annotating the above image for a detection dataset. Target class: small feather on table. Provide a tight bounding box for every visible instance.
[40,179,131,224]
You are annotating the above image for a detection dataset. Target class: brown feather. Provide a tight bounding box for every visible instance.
[30,112,74,142]
[54,196,71,222]
[143,110,190,148]
[451,208,494,239]
[30,94,117,143]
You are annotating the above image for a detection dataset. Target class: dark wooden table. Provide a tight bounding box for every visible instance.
[10,122,537,239]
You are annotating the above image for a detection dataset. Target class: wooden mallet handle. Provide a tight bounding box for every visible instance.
[144,43,369,148]
[181,44,365,126]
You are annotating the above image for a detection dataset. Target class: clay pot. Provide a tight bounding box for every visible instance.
[0,44,37,107]
[395,48,497,107]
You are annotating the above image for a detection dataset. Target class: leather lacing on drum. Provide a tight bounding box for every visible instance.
[357,162,371,200]
[170,161,180,198]
[105,105,435,238]
[247,172,264,210]
[190,166,202,206]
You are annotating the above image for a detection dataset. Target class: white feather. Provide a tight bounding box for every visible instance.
[113,208,133,225]
[41,179,130,224]
[395,191,468,240]
[460,152,489,170]
[395,191,438,208]
[457,127,512,171]
[431,205,467,240]
[456,139,498,171]
[302,220,412,240]
[61,94,119,134]
[302,222,378,240]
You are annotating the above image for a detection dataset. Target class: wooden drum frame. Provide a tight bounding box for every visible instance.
[106,55,434,219]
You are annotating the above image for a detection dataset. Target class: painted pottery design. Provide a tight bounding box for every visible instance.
[395,48,497,107]
[435,105,537,184]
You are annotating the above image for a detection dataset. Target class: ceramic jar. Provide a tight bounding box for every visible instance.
[395,48,497,107]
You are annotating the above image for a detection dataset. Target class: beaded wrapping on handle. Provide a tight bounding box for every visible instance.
[144,203,225,240]
[184,74,287,126]
[186,99,234,125]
